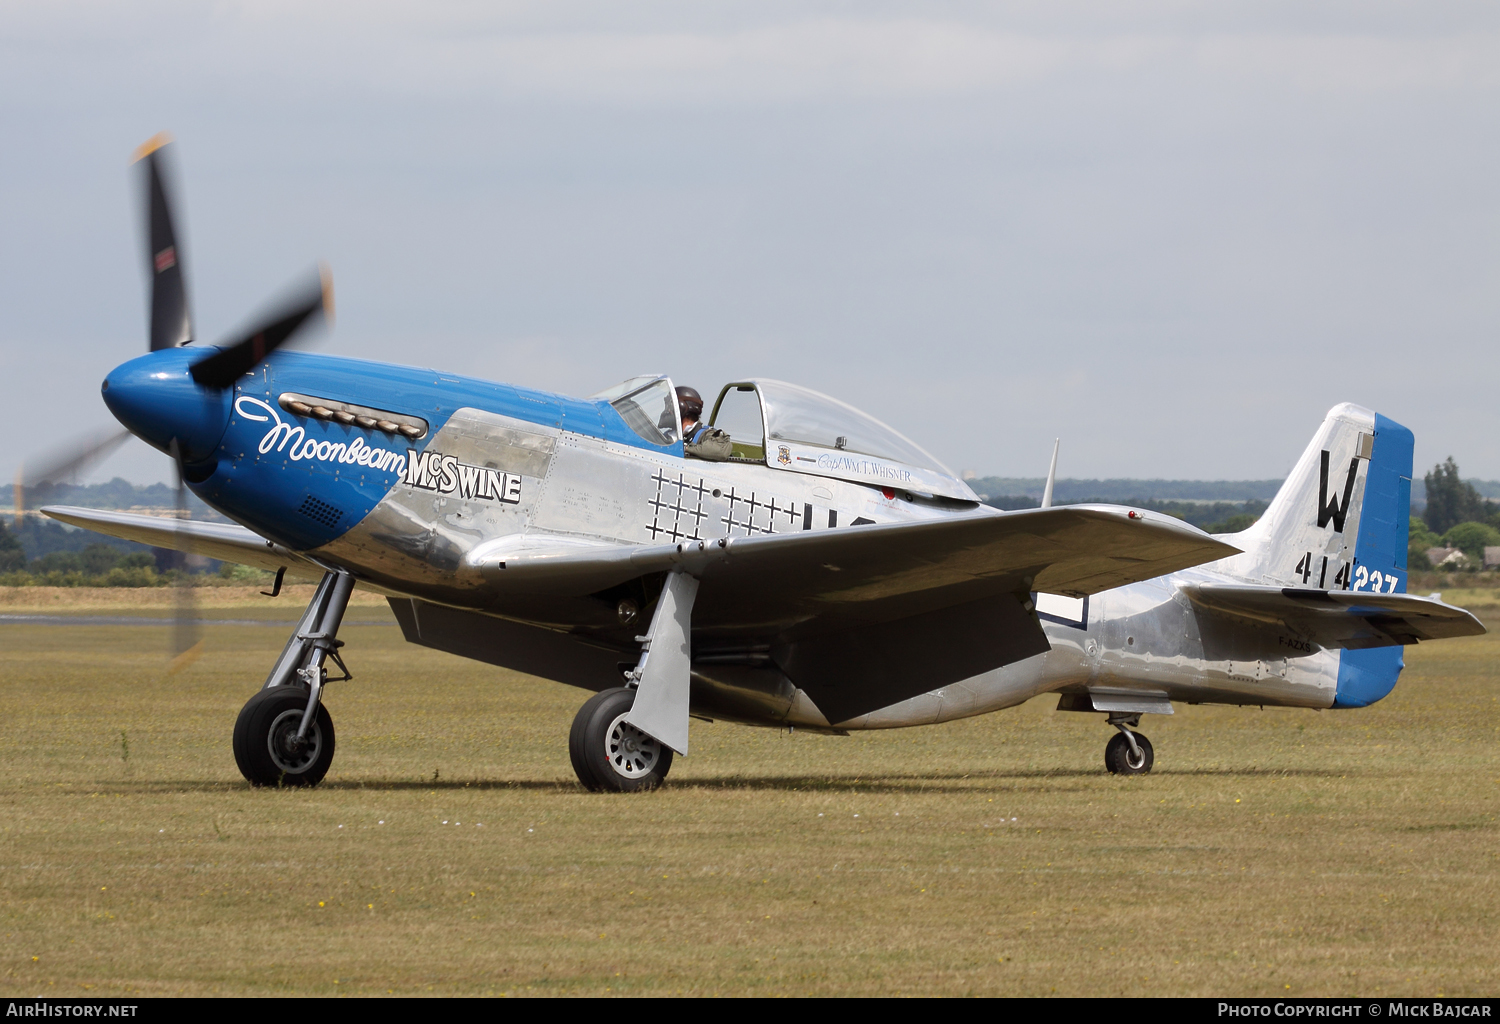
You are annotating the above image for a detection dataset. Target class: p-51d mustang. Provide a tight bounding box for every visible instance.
[45,137,1484,790]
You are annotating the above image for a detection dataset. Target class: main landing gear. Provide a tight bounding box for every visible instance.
[569,569,698,792]
[569,687,674,793]
[233,570,355,787]
[1103,712,1154,775]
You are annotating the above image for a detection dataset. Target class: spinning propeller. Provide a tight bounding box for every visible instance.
[13,133,334,670]
[165,438,202,672]
[133,132,334,382]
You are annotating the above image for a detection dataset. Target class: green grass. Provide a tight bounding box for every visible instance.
[1,591,1497,997]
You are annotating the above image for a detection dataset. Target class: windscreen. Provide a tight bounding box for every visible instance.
[756,379,948,473]
[610,379,679,446]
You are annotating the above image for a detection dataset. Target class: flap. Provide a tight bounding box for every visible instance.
[1182,583,1486,649]
[41,505,325,579]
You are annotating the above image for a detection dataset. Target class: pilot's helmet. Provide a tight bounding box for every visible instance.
[676,386,704,420]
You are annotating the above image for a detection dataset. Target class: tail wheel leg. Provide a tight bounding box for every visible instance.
[1104,714,1154,775]
[570,687,674,793]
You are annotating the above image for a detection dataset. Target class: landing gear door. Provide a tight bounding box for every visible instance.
[707,383,768,464]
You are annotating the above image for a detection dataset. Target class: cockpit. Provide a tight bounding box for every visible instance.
[591,376,975,502]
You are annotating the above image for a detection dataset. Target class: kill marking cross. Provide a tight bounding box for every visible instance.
[766,496,799,529]
[648,470,710,541]
[721,487,755,536]
[650,471,795,540]
[669,474,709,541]
[722,489,784,536]
[646,470,674,539]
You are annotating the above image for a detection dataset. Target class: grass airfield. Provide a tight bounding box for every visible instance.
[1,587,1497,997]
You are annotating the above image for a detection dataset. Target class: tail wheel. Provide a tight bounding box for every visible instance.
[569,687,674,793]
[233,686,335,787]
[1105,731,1154,775]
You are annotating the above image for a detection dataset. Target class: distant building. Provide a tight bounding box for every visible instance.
[1426,546,1467,568]
[1486,546,1500,570]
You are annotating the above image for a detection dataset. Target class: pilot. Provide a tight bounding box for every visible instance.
[676,386,732,461]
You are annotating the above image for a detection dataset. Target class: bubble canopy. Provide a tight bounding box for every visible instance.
[709,379,976,501]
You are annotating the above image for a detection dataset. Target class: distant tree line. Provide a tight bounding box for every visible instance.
[968,477,1284,504]
[0,478,229,584]
[4,516,154,564]
[0,516,226,586]
[0,521,161,586]
[1,477,223,516]
[1409,457,1500,570]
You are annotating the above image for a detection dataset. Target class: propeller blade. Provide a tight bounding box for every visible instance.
[15,427,132,523]
[18,427,132,489]
[188,264,334,388]
[134,133,194,352]
[13,427,127,528]
[166,439,203,673]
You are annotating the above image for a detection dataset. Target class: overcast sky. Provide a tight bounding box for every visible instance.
[3,2,1497,486]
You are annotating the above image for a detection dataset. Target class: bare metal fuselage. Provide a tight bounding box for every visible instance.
[810,571,1340,731]
[299,406,1326,731]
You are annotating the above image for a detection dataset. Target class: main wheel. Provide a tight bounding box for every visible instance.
[569,687,674,793]
[1104,731,1154,775]
[233,686,336,787]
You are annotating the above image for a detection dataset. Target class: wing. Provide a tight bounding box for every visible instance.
[40,505,324,578]
[479,504,1238,614]
[1182,583,1486,649]
[475,505,1239,723]
[45,500,1237,726]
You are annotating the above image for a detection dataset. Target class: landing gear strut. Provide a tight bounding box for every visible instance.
[233,570,355,787]
[1104,712,1154,775]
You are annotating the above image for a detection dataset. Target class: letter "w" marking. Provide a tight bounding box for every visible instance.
[456,464,485,499]
[1317,450,1360,532]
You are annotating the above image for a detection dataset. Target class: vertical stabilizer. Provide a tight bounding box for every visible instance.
[1212,403,1415,708]
[1217,403,1412,594]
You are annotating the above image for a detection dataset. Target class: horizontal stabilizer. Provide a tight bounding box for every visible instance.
[40,505,323,578]
[1182,583,1485,649]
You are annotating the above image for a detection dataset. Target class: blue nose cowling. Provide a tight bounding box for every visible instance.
[102,348,234,465]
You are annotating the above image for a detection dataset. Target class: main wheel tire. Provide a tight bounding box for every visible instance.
[1104,731,1154,775]
[233,686,336,787]
[569,687,674,793]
